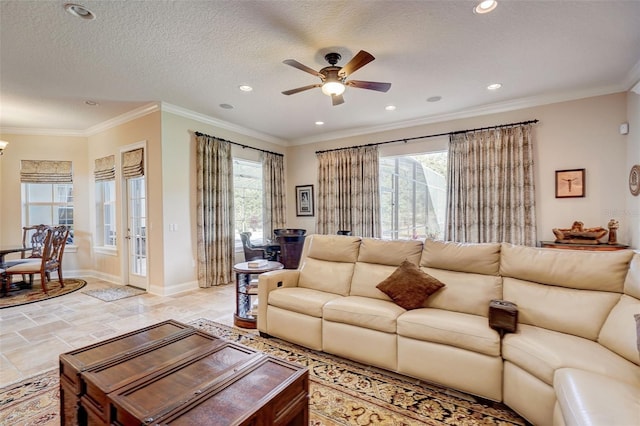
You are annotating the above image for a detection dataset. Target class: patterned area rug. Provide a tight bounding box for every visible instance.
[82,285,145,302]
[0,278,86,309]
[0,319,525,426]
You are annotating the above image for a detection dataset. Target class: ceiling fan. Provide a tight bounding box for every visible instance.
[281,50,391,106]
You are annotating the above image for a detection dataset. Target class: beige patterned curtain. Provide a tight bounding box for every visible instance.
[262,152,286,240]
[317,146,380,237]
[20,160,72,183]
[445,124,537,245]
[196,134,235,287]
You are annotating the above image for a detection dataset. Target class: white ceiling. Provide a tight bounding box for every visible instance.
[1,1,640,145]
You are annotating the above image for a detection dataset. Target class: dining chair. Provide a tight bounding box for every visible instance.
[240,232,267,261]
[2,225,52,282]
[2,225,70,294]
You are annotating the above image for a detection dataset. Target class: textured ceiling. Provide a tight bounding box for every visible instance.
[1,1,639,145]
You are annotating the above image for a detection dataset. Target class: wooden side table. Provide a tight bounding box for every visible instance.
[233,261,283,329]
[539,241,630,251]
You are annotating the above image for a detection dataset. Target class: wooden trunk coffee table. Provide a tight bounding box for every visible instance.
[59,320,308,426]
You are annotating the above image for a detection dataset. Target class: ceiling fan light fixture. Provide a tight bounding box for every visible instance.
[474,0,497,14]
[321,81,346,96]
[64,3,96,20]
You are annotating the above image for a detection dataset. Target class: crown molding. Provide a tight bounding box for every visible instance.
[0,127,86,137]
[85,103,160,136]
[160,102,288,146]
[291,84,628,145]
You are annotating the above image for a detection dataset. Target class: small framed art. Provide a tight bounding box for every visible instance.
[296,185,314,216]
[555,169,585,198]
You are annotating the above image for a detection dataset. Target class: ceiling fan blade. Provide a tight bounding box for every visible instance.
[331,94,344,106]
[283,59,323,78]
[346,80,391,92]
[338,50,375,78]
[282,84,321,95]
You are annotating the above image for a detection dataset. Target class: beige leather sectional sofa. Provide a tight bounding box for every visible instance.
[257,235,640,425]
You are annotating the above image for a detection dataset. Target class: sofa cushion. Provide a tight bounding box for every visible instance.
[350,238,424,299]
[502,324,640,387]
[420,239,501,275]
[397,309,501,356]
[298,258,356,296]
[500,243,633,292]
[421,267,502,316]
[503,277,620,340]
[598,295,640,365]
[637,314,640,357]
[323,296,405,333]
[376,260,445,310]
[267,287,343,318]
[350,263,400,299]
[305,234,361,263]
[357,238,423,266]
[625,253,640,299]
[298,235,361,296]
[554,368,640,426]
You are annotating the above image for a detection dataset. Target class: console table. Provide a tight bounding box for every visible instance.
[233,261,283,329]
[539,241,630,251]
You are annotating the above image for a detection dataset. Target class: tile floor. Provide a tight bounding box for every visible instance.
[0,278,238,388]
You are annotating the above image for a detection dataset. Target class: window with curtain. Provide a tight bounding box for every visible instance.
[380,151,448,240]
[20,160,74,244]
[445,124,536,245]
[233,158,264,248]
[94,155,116,248]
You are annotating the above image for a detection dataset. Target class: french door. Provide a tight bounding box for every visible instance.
[125,176,147,289]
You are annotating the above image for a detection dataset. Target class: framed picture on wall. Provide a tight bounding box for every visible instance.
[555,169,585,198]
[296,185,314,216]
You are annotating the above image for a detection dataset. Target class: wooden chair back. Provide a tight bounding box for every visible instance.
[21,224,50,258]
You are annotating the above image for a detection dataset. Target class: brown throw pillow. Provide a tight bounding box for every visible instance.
[376,260,445,310]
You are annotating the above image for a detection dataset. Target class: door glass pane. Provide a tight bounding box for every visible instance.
[128,177,147,276]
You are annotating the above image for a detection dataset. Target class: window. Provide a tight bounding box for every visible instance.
[380,152,447,240]
[96,180,116,247]
[22,183,74,243]
[233,159,264,249]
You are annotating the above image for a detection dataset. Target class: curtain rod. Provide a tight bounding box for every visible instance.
[315,119,539,154]
[194,131,283,157]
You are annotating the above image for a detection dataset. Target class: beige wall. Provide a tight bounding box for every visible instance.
[285,92,634,246]
[626,91,640,248]
[159,111,286,295]
[0,133,89,273]
[86,111,162,287]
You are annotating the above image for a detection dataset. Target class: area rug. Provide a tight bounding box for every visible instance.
[82,285,145,302]
[0,278,86,309]
[0,319,525,426]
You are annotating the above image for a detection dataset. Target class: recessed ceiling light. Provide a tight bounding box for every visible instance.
[85,100,98,106]
[219,103,234,109]
[315,121,324,126]
[64,3,96,20]
[474,0,498,14]
[487,83,502,90]
[385,105,396,111]
[427,96,442,102]
[238,85,253,92]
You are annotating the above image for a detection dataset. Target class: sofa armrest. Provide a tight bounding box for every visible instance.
[257,269,301,332]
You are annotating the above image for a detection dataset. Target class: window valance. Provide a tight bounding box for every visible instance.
[122,148,144,178]
[20,160,73,183]
[94,155,115,181]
